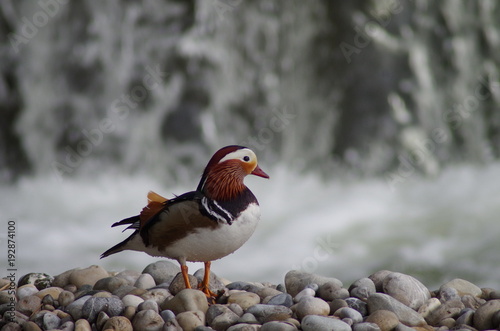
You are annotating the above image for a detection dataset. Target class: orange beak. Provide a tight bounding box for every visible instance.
[251,165,270,179]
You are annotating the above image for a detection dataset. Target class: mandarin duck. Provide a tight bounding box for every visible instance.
[101,145,269,298]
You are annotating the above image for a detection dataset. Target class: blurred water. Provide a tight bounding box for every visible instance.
[1,162,499,289]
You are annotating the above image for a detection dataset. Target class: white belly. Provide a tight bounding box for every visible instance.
[138,203,261,262]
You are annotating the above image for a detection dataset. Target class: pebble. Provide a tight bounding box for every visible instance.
[52,268,77,288]
[349,277,376,300]
[455,308,474,326]
[382,272,431,310]
[293,287,316,302]
[206,304,240,330]
[318,281,349,301]
[60,321,74,331]
[74,318,92,331]
[115,269,141,285]
[134,273,156,289]
[473,299,500,330]
[93,276,129,292]
[43,311,61,329]
[227,324,261,331]
[122,294,144,308]
[168,272,199,295]
[66,295,92,320]
[81,296,124,322]
[142,260,180,284]
[261,320,298,331]
[368,270,393,292]
[228,291,261,310]
[35,286,63,300]
[246,304,293,324]
[228,302,244,317]
[176,310,205,331]
[366,310,399,331]
[132,309,165,330]
[23,321,42,331]
[238,312,260,324]
[284,270,342,297]
[138,299,159,312]
[103,316,133,331]
[367,293,427,327]
[194,268,226,294]
[141,288,172,304]
[16,295,42,316]
[352,322,382,331]
[161,289,209,314]
[425,299,464,326]
[18,272,54,289]
[345,297,368,316]
[16,284,39,299]
[68,265,109,288]
[301,315,351,331]
[294,296,330,320]
[418,298,441,319]
[334,307,363,323]
[440,278,483,298]
[266,293,294,307]
[96,311,109,330]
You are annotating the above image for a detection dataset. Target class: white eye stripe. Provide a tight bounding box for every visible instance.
[219,148,256,163]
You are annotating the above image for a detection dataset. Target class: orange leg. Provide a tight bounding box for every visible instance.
[198,261,217,298]
[181,264,192,289]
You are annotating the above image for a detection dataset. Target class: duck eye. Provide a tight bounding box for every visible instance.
[243,156,250,162]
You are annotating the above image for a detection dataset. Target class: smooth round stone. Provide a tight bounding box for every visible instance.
[329,299,348,314]
[93,276,128,292]
[246,304,293,324]
[103,316,133,331]
[439,287,460,302]
[439,317,456,329]
[382,272,430,310]
[228,291,261,310]
[227,324,261,331]
[368,270,393,292]
[58,291,75,307]
[238,312,260,324]
[318,281,349,301]
[42,311,61,329]
[294,287,316,303]
[462,294,485,309]
[176,310,205,330]
[23,321,42,331]
[168,272,198,295]
[138,299,159,313]
[1,323,22,331]
[96,311,109,330]
[424,299,464,326]
[60,321,74,331]
[141,288,172,304]
[285,270,342,297]
[161,289,209,314]
[295,297,330,320]
[81,296,124,322]
[261,320,298,331]
[122,294,144,308]
[68,265,109,288]
[345,297,368,316]
[17,284,39,299]
[334,307,363,323]
[206,304,240,330]
[66,295,91,320]
[142,261,180,285]
[301,315,351,331]
[473,299,500,330]
[266,293,294,307]
[455,308,474,326]
[74,318,92,331]
[133,309,165,331]
[52,269,77,288]
[115,270,141,285]
[123,306,136,320]
[228,303,244,317]
[366,310,399,331]
[193,268,226,294]
[417,298,441,319]
[134,273,156,289]
[440,279,482,298]
[349,278,376,300]
[35,287,63,300]
[367,293,426,327]
[16,295,42,316]
[352,322,382,331]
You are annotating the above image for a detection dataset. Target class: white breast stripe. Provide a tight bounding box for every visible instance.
[202,197,229,223]
[211,199,233,220]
